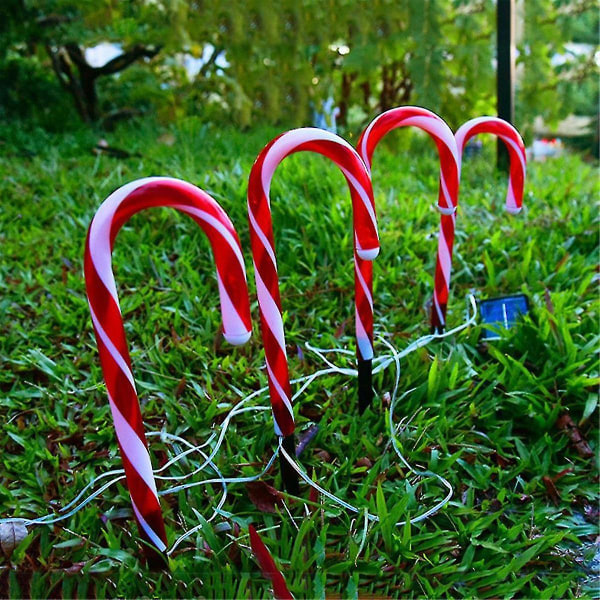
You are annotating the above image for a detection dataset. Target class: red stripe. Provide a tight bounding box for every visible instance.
[86,179,251,553]
[248,131,378,436]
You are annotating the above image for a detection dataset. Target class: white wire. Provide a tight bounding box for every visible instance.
[0,295,477,550]
[305,294,478,376]
[0,435,226,529]
[277,294,478,526]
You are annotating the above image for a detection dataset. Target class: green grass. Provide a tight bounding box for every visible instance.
[0,117,598,599]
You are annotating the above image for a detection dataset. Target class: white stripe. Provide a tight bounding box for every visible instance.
[401,116,458,213]
[438,170,455,213]
[248,206,278,269]
[436,225,452,288]
[265,361,294,420]
[173,205,247,275]
[456,116,494,154]
[506,180,518,212]
[216,272,251,345]
[498,134,526,213]
[89,303,136,390]
[253,266,287,356]
[339,166,379,241]
[359,107,446,171]
[131,498,167,552]
[257,127,379,257]
[354,259,373,311]
[433,295,445,327]
[359,120,377,172]
[89,177,236,308]
[355,307,374,360]
[108,395,159,499]
[455,119,526,211]
[402,116,459,165]
[88,178,158,306]
[261,128,357,196]
[455,117,526,176]
[499,134,526,174]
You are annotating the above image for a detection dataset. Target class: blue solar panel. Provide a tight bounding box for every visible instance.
[479,294,529,339]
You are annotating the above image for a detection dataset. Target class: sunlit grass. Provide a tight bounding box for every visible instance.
[0,117,598,598]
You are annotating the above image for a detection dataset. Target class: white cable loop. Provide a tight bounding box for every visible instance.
[0,295,477,551]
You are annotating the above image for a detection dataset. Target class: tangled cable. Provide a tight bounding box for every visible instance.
[1,295,478,555]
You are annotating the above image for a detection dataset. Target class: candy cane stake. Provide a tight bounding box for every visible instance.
[430,117,526,330]
[85,177,252,558]
[357,106,460,333]
[247,128,379,492]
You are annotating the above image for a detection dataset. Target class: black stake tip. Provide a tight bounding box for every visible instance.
[358,359,373,414]
[143,543,169,570]
[280,435,300,496]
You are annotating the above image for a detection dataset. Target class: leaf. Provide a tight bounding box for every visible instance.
[556,413,594,458]
[334,318,349,338]
[295,425,319,457]
[174,376,187,399]
[375,483,393,553]
[245,481,283,514]
[542,476,560,506]
[427,356,440,400]
[0,522,28,557]
[581,394,598,424]
[53,538,85,549]
[62,561,87,575]
[249,525,293,600]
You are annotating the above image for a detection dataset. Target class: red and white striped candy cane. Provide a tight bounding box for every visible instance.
[454,116,526,214]
[84,177,252,554]
[357,106,460,333]
[247,128,379,443]
[429,117,526,330]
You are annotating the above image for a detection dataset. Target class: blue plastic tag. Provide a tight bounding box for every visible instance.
[479,294,529,340]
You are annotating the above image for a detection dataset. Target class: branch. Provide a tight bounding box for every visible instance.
[64,42,91,71]
[440,0,487,26]
[45,44,89,120]
[45,44,70,90]
[199,45,224,77]
[557,0,596,17]
[36,13,71,28]
[95,44,161,76]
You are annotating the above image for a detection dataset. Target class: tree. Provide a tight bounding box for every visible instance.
[1,1,169,122]
[516,0,599,139]
[1,0,597,142]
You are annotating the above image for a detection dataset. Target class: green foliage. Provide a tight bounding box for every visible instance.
[0,118,598,597]
[517,0,599,138]
[0,1,597,142]
[0,52,70,128]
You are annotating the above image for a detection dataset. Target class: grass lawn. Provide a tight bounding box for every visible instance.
[0,117,598,598]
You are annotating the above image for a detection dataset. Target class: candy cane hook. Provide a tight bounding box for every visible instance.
[429,117,527,331]
[454,116,526,214]
[247,128,379,492]
[84,177,252,556]
[357,106,460,333]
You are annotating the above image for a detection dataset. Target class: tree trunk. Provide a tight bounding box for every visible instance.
[46,43,160,123]
[379,60,412,112]
[338,71,357,127]
[360,81,371,112]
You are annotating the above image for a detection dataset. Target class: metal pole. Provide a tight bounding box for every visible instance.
[497,0,515,170]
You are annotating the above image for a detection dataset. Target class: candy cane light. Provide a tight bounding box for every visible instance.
[432,117,527,330]
[454,116,526,211]
[357,106,460,333]
[247,128,379,491]
[84,177,252,556]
